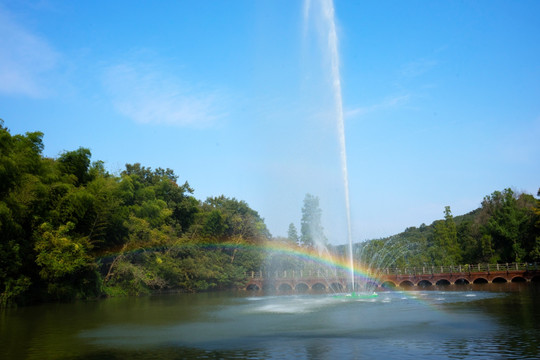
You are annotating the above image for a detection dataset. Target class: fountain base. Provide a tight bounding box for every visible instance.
[333,292,378,299]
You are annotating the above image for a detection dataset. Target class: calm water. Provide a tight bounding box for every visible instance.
[1,283,539,359]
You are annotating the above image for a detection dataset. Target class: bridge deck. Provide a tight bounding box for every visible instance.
[244,263,540,291]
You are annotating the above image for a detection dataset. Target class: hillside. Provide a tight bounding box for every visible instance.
[345,191,540,268]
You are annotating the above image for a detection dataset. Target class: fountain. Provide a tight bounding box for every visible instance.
[304,0,357,294]
[261,0,387,298]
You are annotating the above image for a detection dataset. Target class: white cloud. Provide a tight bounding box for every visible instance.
[102,63,227,128]
[400,58,437,78]
[0,8,59,97]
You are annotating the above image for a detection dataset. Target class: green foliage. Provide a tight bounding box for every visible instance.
[34,222,99,300]
[480,189,537,262]
[193,196,271,243]
[354,188,540,268]
[0,121,268,306]
[287,223,299,245]
[103,245,254,295]
[1,121,538,306]
[429,206,461,265]
[300,193,327,248]
[57,147,91,185]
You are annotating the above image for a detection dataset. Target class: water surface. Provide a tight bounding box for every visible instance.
[2,283,539,359]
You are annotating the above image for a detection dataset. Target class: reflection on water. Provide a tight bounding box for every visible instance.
[1,283,539,359]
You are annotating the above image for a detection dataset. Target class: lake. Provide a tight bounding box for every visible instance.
[1,283,539,359]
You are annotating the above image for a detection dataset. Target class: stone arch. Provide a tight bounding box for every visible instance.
[295,283,309,292]
[399,280,414,287]
[473,277,489,284]
[381,281,396,288]
[511,276,527,283]
[246,283,260,291]
[278,283,293,291]
[531,275,540,283]
[492,277,507,283]
[262,283,276,291]
[454,278,470,285]
[436,279,451,286]
[418,280,433,287]
[312,283,326,291]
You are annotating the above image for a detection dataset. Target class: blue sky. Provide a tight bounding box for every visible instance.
[1,0,539,244]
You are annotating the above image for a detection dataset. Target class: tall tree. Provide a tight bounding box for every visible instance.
[57,147,91,185]
[287,223,299,245]
[481,189,531,262]
[430,206,460,265]
[197,196,271,243]
[300,194,326,248]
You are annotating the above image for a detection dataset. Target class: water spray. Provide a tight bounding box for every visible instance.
[319,0,355,293]
[304,0,355,293]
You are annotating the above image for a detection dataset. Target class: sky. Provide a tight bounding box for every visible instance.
[1,0,539,245]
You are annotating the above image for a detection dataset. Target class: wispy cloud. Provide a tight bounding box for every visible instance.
[400,58,437,78]
[345,94,411,119]
[102,63,227,128]
[0,7,60,97]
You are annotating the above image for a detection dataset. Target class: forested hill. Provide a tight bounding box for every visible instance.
[351,189,540,269]
[0,121,270,306]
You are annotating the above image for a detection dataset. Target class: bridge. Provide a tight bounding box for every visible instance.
[244,263,540,292]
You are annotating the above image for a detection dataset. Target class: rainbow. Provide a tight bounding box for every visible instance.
[97,241,464,311]
[260,241,380,284]
[97,240,382,285]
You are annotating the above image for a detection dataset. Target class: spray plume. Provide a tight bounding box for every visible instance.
[304,0,354,291]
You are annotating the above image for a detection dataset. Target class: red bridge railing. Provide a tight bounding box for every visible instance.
[246,262,539,279]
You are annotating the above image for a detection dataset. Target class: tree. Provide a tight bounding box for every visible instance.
[430,206,460,265]
[198,196,271,242]
[34,222,99,299]
[0,122,46,305]
[300,194,327,248]
[530,189,540,261]
[0,120,277,305]
[287,223,299,245]
[482,189,529,262]
[57,147,91,185]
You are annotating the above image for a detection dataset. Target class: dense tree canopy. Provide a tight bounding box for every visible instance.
[353,189,539,269]
[0,121,270,306]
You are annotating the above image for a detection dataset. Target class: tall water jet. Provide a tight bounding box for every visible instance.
[305,0,355,292]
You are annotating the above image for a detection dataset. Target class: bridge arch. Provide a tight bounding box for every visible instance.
[418,280,433,287]
[246,283,260,291]
[436,279,451,286]
[381,281,396,288]
[262,284,276,291]
[295,283,309,292]
[473,277,489,284]
[399,280,414,287]
[278,283,293,291]
[244,263,538,292]
[312,283,326,291]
